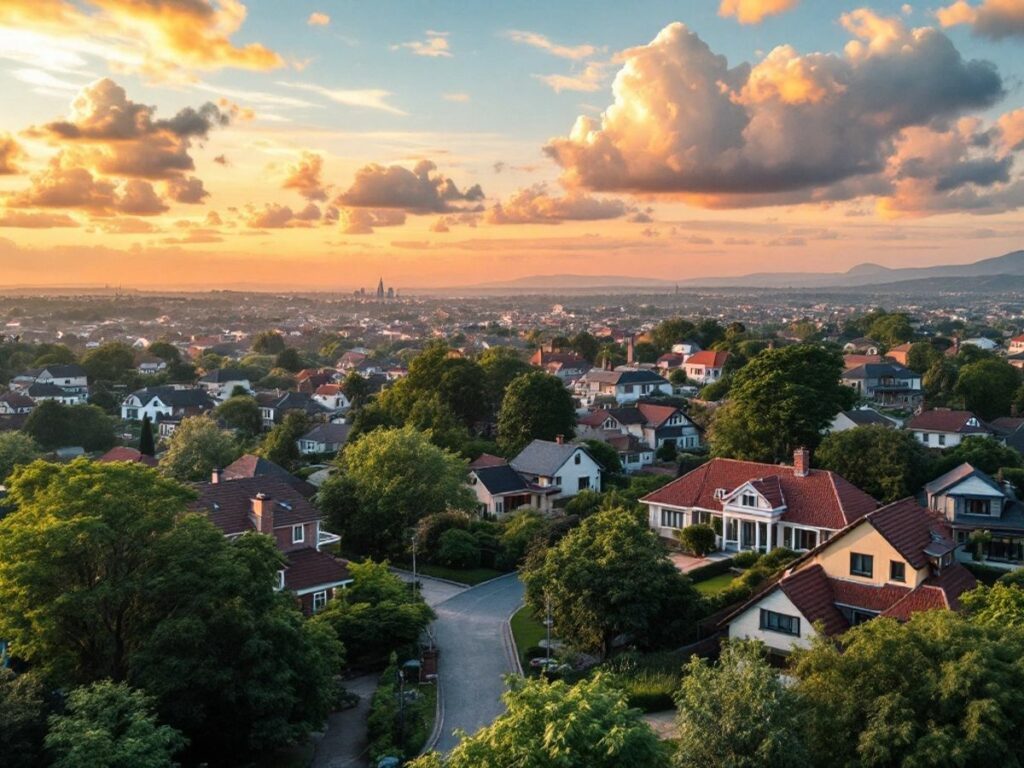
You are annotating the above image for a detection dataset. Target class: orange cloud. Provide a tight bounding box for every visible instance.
[0,134,26,175]
[307,11,330,26]
[936,0,1024,39]
[487,184,628,224]
[339,208,406,235]
[9,160,117,212]
[282,152,328,202]
[246,203,322,229]
[0,211,79,228]
[719,0,800,24]
[336,160,483,214]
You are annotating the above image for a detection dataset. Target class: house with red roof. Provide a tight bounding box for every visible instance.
[683,350,730,385]
[721,498,976,654]
[641,449,878,553]
[96,446,158,467]
[192,471,349,614]
[1009,334,1024,356]
[905,408,993,449]
[577,402,702,469]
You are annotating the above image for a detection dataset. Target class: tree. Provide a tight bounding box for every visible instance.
[905,341,940,374]
[522,509,699,657]
[815,425,932,502]
[669,368,689,386]
[146,341,181,363]
[342,371,371,408]
[709,345,854,463]
[478,346,531,413]
[81,342,136,383]
[867,313,913,347]
[955,357,1021,420]
[215,395,263,438]
[252,331,286,355]
[676,523,717,556]
[931,435,1022,477]
[259,410,309,468]
[436,356,488,427]
[675,640,806,768]
[923,357,959,405]
[497,371,576,455]
[311,560,433,669]
[318,426,475,558]
[45,681,185,768]
[436,529,480,568]
[582,438,622,474]
[159,416,240,481]
[139,414,156,456]
[22,400,116,451]
[275,346,304,372]
[0,431,39,483]
[651,317,697,353]
[570,331,601,362]
[0,668,46,768]
[410,674,669,768]
[792,610,1024,768]
[499,508,548,566]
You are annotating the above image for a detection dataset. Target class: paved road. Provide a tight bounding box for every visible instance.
[311,673,379,768]
[431,574,525,753]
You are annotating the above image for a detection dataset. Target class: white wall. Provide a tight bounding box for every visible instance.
[728,588,817,652]
[552,448,602,498]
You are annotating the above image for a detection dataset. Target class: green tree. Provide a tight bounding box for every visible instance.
[478,346,531,413]
[867,313,913,347]
[410,674,669,768]
[0,431,39,483]
[669,367,689,386]
[252,331,286,355]
[955,357,1021,420]
[318,426,475,558]
[146,341,181,363]
[259,410,309,468]
[931,434,1023,477]
[45,681,185,768]
[159,416,241,482]
[676,523,717,556]
[215,394,263,438]
[139,413,156,456]
[499,508,548,566]
[436,355,488,427]
[962,581,1024,629]
[342,370,371,408]
[81,342,136,383]
[815,425,932,502]
[522,509,698,657]
[923,357,959,405]
[22,400,116,451]
[675,640,806,768]
[570,331,601,362]
[709,345,854,463]
[0,668,46,768]
[651,317,697,353]
[905,341,940,374]
[32,343,77,366]
[275,347,304,372]
[497,371,576,455]
[582,438,622,474]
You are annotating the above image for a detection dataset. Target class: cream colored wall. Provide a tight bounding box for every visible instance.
[729,588,817,652]
[812,523,928,587]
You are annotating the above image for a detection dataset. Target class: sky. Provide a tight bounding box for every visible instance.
[0,0,1023,291]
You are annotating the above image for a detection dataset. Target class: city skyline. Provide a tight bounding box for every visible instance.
[0,0,1023,289]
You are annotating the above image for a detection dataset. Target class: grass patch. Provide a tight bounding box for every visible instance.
[510,605,549,669]
[398,562,505,585]
[693,572,736,595]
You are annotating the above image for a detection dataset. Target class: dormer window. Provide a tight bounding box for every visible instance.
[714,488,727,500]
[741,493,757,508]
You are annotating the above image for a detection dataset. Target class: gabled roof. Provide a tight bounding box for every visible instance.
[39,364,87,378]
[97,446,158,467]
[27,382,67,397]
[906,409,990,434]
[842,362,919,380]
[778,564,849,636]
[685,350,730,368]
[750,476,785,508]
[0,391,35,408]
[129,386,214,409]
[511,440,594,477]
[583,368,667,385]
[222,454,316,498]
[191,476,320,535]
[472,464,530,495]
[924,462,1005,497]
[862,498,954,570]
[284,548,351,593]
[641,457,878,530]
[469,453,508,469]
[301,423,351,445]
[637,402,682,427]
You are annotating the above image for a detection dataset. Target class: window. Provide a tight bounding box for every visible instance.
[850,552,874,578]
[312,591,328,613]
[577,476,590,492]
[292,524,305,544]
[275,570,285,590]
[966,499,991,516]
[574,453,581,465]
[660,509,685,529]
[890,561,906,582]
[495,499,504,514]
[713,488,727,500]
[623,384,634,394]
[849,609,877,626]
[760,609,800,636]
[793,528,818,551]
[741,493,758,508]
[554,475,562,487]
[783,527,792,549]
[938,434,947,446]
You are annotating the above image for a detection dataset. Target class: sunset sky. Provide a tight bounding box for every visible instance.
[0,0,1023,290]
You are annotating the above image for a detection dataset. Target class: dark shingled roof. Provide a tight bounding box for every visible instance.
[222,453,317,498]
[284,548,352,592]
[839,409,896,427]
[472,464,530,495]
[129,386,215,409]
[511,440,595,477]
[40,364,87,378]
[191,476,321,535]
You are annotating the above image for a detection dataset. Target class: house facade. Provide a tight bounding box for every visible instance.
[121,386,215,422]
[468,463,554,516]
[906,409,992,449]
[684,350,730,385]
[723,498,976,654]
[197,368,253,401]
[297,423,351,455]
[829,407,899,433]
[574,368,672,406]
[577,402,702,467]
[11,365,89,405]
[509,438,603,500]
[841,362,922,406]
[642,450,878,553]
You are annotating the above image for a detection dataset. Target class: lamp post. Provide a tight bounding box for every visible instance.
[410,529,419,602]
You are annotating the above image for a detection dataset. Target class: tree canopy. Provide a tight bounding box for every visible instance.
[815,425,932,502]
[159,415,241,481]
[955,357,1021,421]
[0,431,39,484]
[497,371,577,455]
[22,400,116,451]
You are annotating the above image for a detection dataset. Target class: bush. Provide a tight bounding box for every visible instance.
[677,453,709,476]
[732,550,761,569]
[622,671,678,713]
[435,529,481,569]
[676,524,717,556]
[687,557,735,582]
[417,510,473,561]
[498,509,549,568]
[564,489,603,519]
[656,441,678,463]
[759,547,799,571]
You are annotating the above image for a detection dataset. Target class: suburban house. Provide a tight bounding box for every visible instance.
[222,453,317,498]
[120,386,215,422]
[962,337,999,351]
[575,368,672,406]
[577,402,702,455]
[297,423,351,455]
[469,462,546,517]
[906,409,993,448]
[828,407,899,432]
[885,342,913,366]
[11,364,89,405]
[721,498,976,654]
[992,416,1024,454]
[312,383,350,413]
[926,463,1024,569]
[197,368,253,401]
[296,368,336,393]
[843,338,881,355]
[511,438,602,499]
[136,358,168,375]
[684,350,730,385]
[1009,334,1024,356]
[256,391,328,428]
[0,391,34,415]
[193,472,349,614]
[530,349,590,381]
[642,449,878,553]
[96,446,158,467]
[841,362,922,406]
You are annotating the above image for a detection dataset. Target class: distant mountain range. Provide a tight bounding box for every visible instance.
[464,250,1024,293]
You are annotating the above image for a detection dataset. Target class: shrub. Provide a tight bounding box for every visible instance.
[417,510,473,561]
[656,441,678,462]
[677,452,709,476]
[676,524,717,557]
[435,529,481,569]
[564,490,603,519]
[732,550,761,569]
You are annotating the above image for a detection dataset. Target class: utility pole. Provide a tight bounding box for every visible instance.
[410,529,418,603]
[545,592,552,666]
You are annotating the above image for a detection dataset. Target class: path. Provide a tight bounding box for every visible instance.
[311,673,379,768]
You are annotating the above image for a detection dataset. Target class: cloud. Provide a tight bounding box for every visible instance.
[431,212,480,232]
[339,208,406,234]
[393,31,452,58]
[0,0,283,80]
[0,211,79,228]
[505,30,597,60]
[936,0,1024,39]
[443,92,470,102]
[9,160,117,212]
[535,62,608,93]
[278,81,406,115]
[0,134,25,174]
[246,202,323,229]
[335,160,484,214]
[165,176,209,204]
[545,15,1007,213]
[117,179,167,215]
[307,11,330,26]
[718,0,800,24]
[99,216,159,234]
[486,184,628,224]
[282,151,328,201]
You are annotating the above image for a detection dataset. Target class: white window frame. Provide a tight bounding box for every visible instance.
[312,590,328,613]
[292,524,305,544]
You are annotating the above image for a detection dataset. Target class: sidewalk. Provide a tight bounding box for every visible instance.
[311,673,379,768]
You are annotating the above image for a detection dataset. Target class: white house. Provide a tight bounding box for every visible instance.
[468,463,545,516]
[297,423,351,455]
[121,386,215,422]
[574,368,672,406]
[684,350,730,385]
[510,438,603,499]
[828,407,900,433]
[905,409,993,449]
[197,368,253,401]
[312,383,351,413]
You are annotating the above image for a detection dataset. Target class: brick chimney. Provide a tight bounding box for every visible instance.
[251,492,274,534]
[626,336,635,366]
[555,434,564,445]
[793,447,810,478]
[211,467,222,484]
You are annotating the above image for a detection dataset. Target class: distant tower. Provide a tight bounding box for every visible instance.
[387,287,395,299]
[376,277,385,300]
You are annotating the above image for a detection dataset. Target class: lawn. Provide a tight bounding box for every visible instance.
[693,572,737,595]
[399,562,506,586]
[510,605,549,670]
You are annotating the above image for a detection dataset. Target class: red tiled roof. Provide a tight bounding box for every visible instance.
[469,453,507,469]
[905,409,990,434]
[843,354,885,369]
[642,457,878,530]
[578,409,611,428]
[97,446,158,467]
[637,402,679,427]
[778,565,849,636]
[750,476,785,508]
[830,579,911,612]
[866,498,953,570]
[686,350,730,368]
[191,476,321,535]
[284,548,351,592]
[222,454,317,498]
[315,383,343,395]
[882,564,976,620]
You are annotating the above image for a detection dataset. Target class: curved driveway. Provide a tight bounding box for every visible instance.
[431,573,525,753]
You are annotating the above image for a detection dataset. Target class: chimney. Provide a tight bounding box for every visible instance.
[555,434,564,445]
[211,467,222,484]
[626,336,635,366]
[793,447,810,478]
[251,492,274,534]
